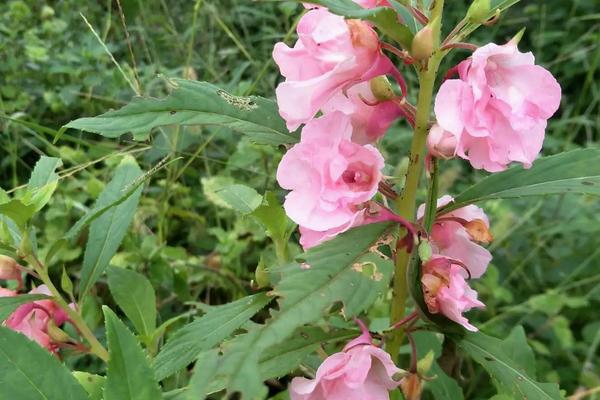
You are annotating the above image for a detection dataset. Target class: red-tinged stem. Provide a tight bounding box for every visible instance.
[441,42,478,52]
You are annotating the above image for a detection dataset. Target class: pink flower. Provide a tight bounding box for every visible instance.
[299,202,416,251]
[277,112,384,231]
[421,256,485,331]
[273,8,395,131]
[418,195,492,279]
[2,285,70,352]
[427,124,457,160]
[323,82,402,144]
[434,42,561,171]
[290,321,402,400]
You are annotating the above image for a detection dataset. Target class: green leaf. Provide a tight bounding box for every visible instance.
[204,326,358,395]
[186,350,219,400]
[107,267,156,338]
[0,200,36,228]
[251,191,294,241]
[0,326,88,400]
[305,0,413,49]
[27,156,61,189]
[202,178,262,214]
[442,149,600,214]
[72,372,105,400]
[457,327,564,399]
[213,222,394,398]
[0,294,49,322]
[153,292,272,380]
[22,156,62,212]
[79,156,143,298]
[61,79,297,146]
[103,307,162,400]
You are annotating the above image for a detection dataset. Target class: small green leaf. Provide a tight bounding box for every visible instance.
[107,267,157,338]
[303,0,413,49]
[61,266,74,300]
[153,292,272,380]
[72,372,105,400]
[103,307,162,400]
[202,178,262,214]
[0,294,49,322]
[457,327,564,399]
[61,79,297,146]
[251,191,294,241]
[0,326,89,400]
[78,157,143,298]
[27,156,61,190]
[0,200,36,228]
[441,145,600,213]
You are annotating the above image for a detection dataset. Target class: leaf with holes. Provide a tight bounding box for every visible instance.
[211,222,394,399]
[61,79,298,146]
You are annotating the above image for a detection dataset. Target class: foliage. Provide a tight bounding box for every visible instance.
[0,1,598,399]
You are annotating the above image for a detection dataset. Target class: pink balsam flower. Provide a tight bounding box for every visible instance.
[290,322,402,400]
[277,112,384,232]
[418,195,492,279]
[324,82,402,144]
[2,285,70,352]
[434,42,561,171]
[421,257,485,331]
[273,7,395,131]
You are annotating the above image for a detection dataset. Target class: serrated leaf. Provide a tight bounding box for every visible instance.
[0,326,89,400]
[107,267,156,338]
[457,327,563,399]
[442,149,600,214]
[0,200,36,228]
[202,178,262,214]
[0,294,49,322]
[103,307,162,400]
[79,157,143,298]
[73,372,105,400]
[153,292,272,380]
[304,0,413,49]
[61,79,298,146]
[23,156,62,212]
[186,350,219,400]
[213,222,394,398]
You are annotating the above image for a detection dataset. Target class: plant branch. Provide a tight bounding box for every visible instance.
[25,255,109,362]
[387,0,446,363]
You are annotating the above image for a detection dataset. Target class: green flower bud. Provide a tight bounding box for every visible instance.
[411,26,434,61]
[418,239,433,262]
[254,256,270,288]
[370,76,395,101]
[467,0,491,23]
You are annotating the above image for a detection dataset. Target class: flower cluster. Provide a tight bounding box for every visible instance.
[274,1,406,250]
[430,41,561,171]
[0,256,71,353]
[273,1,561,397]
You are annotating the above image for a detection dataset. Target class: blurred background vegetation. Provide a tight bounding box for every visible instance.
[0,0,599,398]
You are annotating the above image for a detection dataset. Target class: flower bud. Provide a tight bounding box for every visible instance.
[0,255,20,281]
[400,373,423,400]
[370,76,395,102]
[418,240,433,262]
[464,219,494,244]
[347,19,379,52]
[411,26,434,61]
[467,0,491,23]
[427,125,457,160]
[47,319,71,343]
[254,256,270,288]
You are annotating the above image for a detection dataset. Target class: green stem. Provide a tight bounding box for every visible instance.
[423,158,440,234]
[387,0,445,362]
[26,256,109,362]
